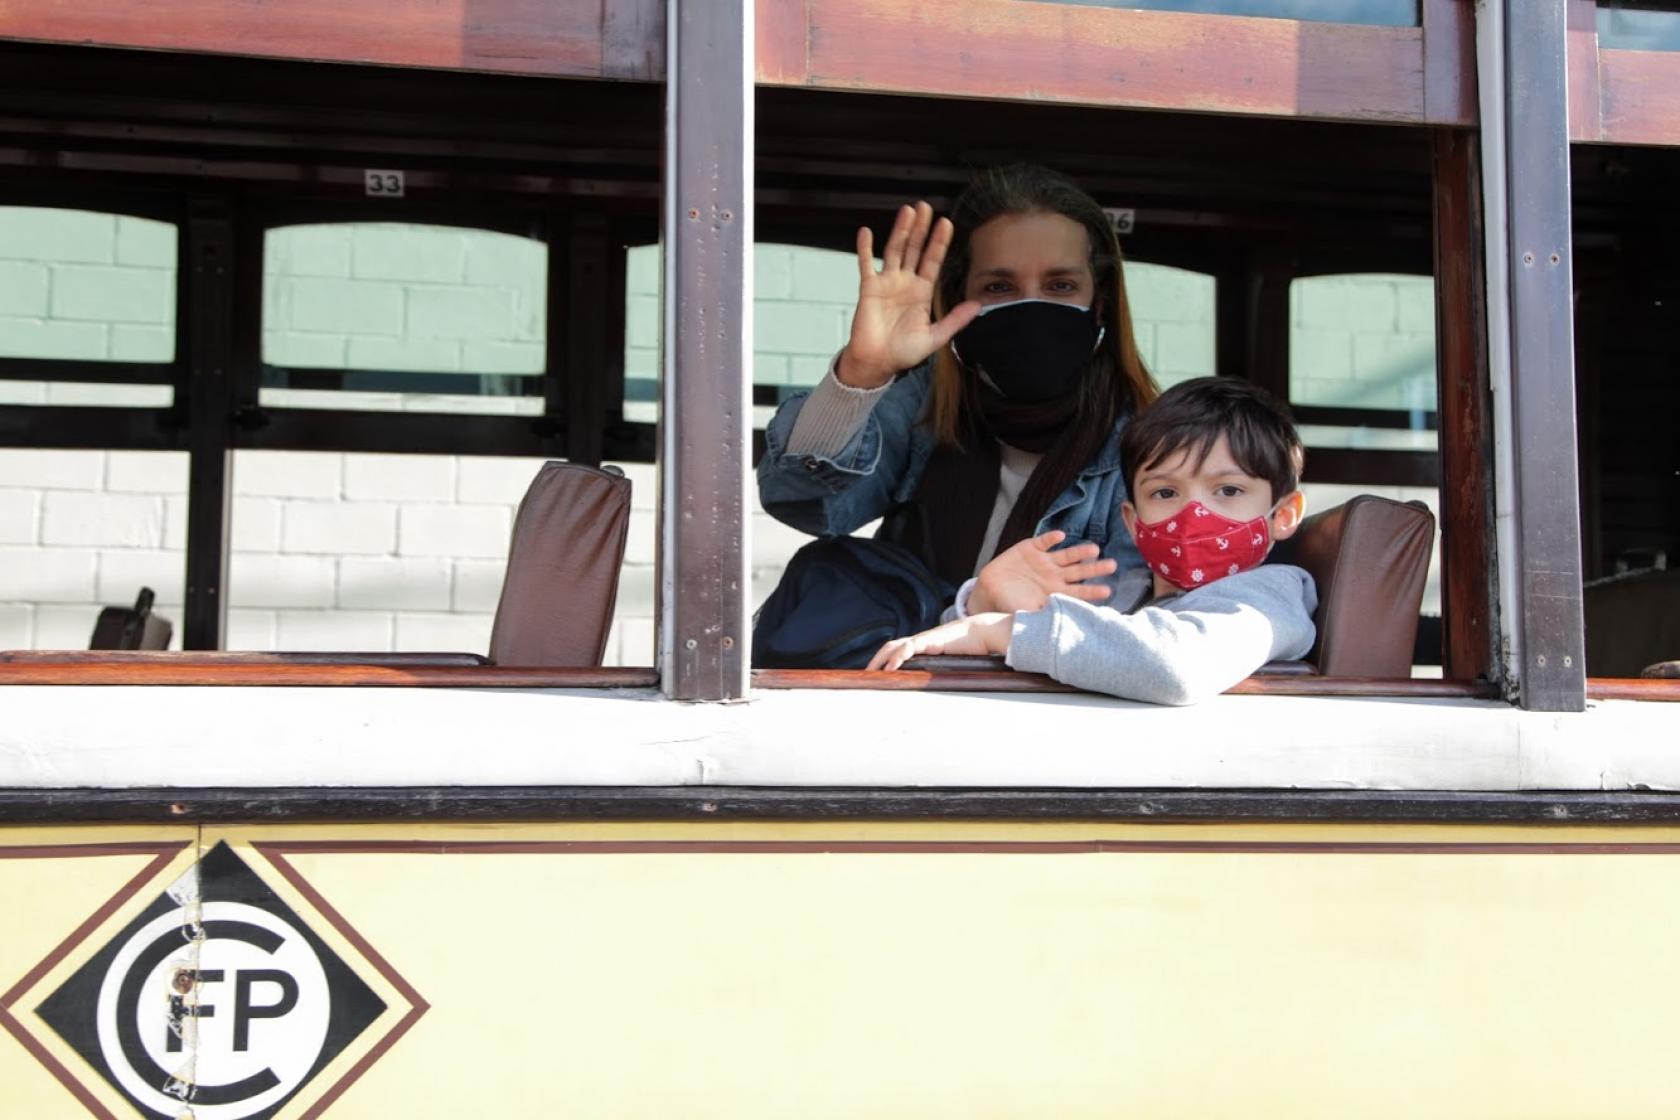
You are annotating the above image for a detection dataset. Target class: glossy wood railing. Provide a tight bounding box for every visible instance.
[753,669,1503,700]
[4,652,1676,700]
[0,653,657,688]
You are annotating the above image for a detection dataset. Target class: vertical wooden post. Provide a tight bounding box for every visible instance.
[182,199,235,649]
[1431,129,1496,682]
[660,0,752,699]
[1501,0,1587,710]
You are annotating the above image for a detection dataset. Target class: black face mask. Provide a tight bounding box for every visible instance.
[950,299,1104,403]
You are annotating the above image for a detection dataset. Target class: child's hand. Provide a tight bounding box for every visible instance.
[969,531,1117,614]
[867,613,1014,671]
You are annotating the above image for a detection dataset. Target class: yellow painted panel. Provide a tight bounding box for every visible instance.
[6,821,1680,1119]
[0,827,195,1117]
[242,824,1680,1120]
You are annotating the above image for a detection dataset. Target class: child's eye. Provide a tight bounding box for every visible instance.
[1150,487,1177,501]
[1216,484,1245,498]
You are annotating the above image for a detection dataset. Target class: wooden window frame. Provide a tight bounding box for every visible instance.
[4,2,1676,710]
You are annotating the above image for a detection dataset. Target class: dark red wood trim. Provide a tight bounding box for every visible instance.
[0,0,624,81]
[1567,0,1604,141]
[1423,0,1477,125]
[0,651,490,666]
[1431,129,1495,683]
[0,663,658,687]
[753,669,1500,700]
[756,0,810,86]
[1599,47,1680,147]
[0,659,1501,698]
[763,1,1440,124]
[602,0,666,80]
[1586,678,1680,703]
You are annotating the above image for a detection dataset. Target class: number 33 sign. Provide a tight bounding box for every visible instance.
[365,169,406,197]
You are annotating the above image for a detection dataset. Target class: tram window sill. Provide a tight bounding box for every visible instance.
[1,653,1675,703]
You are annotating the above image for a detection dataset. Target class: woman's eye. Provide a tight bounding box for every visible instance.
[1048,279,1079,293]
[981,280,1014,294]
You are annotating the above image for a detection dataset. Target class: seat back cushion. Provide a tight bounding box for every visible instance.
[1270,495,1435,678]
[488,462,632,668]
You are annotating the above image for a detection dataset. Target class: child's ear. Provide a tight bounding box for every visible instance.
[1120,500,1139,543]
[1268,490,1307,541]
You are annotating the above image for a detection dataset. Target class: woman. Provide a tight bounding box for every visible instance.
[758,163,1157,623]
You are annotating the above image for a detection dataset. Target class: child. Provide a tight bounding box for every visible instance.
[866,377,1317,704]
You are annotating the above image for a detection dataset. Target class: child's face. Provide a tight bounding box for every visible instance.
[1121,433,1305,544]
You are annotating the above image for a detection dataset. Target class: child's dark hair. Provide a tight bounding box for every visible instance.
[1120,376,1305,501]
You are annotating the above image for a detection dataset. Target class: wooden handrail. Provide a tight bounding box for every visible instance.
[0,662,658,688]
[4,655,1674,701]
[753,669,1501,700]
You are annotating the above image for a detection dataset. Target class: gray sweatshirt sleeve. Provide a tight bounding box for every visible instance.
[784,359,893,457]
[1004,565,1318,706]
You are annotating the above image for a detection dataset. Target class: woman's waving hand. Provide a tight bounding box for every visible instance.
[836,201,982,389]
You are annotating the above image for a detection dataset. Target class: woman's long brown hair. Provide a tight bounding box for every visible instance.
[929,164,1158,447]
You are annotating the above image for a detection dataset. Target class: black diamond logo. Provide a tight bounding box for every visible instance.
[31,841,391,1120]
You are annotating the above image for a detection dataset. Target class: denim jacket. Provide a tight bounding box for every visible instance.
[758,364,1145,574]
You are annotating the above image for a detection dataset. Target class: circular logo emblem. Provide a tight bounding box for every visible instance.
[95,900,332,1120]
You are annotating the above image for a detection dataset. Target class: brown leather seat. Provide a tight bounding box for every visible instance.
[1268,494,1435,677]
[487,461,632,667]
[1584,568,1680,678]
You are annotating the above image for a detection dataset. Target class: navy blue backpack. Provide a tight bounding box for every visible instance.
[751,536,954,669]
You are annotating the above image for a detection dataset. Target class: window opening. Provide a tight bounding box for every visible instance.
[1289,273,1437,453]
[1598,1,1680,51]
[261,223,546,416]
[0,206,176,408]
[0,448,187,650]
[1288,272,1441,665]
[1127,262,1216,390]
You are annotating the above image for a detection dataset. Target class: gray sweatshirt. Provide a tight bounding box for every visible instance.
[1005,565,1318,706]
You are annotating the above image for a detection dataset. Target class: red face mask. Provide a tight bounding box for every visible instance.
[1132,500,1273,591]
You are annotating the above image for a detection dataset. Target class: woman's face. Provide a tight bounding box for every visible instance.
[962,210,1095,308]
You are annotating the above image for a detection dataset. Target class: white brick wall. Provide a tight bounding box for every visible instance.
[282,501,398,556]
[41,492,166,548]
